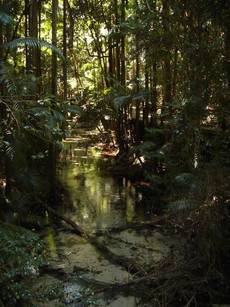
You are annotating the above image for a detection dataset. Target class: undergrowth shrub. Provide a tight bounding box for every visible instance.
[0,223,45,306]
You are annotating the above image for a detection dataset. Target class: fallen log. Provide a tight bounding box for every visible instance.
[89,236,143,275]
[43,205,88,239]
[42,205,166,276]
[42,205,140,273]
[94,216,165,235]
[78,272,159,289]
[75,268,183,305]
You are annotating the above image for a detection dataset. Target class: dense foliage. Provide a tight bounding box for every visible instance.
[0,0,230,305]
[0,224,45,305]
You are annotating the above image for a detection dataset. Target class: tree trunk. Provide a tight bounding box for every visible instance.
[29,0,40,77]
[52,0,58,98]
[162,0,172,122]
[150,60,157,126]
[66,0,74,50]
[25,0,31,72]
[63,0,68,100]
[143,60,149,126]
[114,0,121,83]
[48,0,59,205]
[224,25,230,88]
[120,0,126,88]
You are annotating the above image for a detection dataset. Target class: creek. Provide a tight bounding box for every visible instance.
[32,127,181,307]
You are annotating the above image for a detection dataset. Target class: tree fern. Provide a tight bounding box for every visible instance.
[4,37,65,61]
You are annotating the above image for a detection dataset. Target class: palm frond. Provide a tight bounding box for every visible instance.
[174,173,196,188]
[113,95,131,110]
[0,63,17,95]
[167,198,200,212]
[145,127,164,138]
[0,11,13,25]
[4,37,65,61]
[3,141,15,160]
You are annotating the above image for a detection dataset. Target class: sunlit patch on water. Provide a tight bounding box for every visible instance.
[58,131,145,232]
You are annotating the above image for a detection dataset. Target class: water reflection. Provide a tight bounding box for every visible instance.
[58,138,142,232]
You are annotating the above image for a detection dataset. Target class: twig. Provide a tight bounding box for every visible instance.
[184,295,196,307]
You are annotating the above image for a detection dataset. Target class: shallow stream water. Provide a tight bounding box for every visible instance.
[33,128,177,306]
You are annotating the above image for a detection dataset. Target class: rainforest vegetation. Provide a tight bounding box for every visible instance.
[0,0,230,306]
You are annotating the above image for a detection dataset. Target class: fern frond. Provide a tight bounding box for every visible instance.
[4,37,65,61]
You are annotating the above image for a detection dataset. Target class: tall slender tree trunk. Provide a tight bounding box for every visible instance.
[52,0,58,98]
[162,0,172,122]
[0,6,3,67]
[144,57,149,126]
[134,0,141,142]
[150,60,157,126]
[37,0,42,88]
[29,0,40,77]
[25,0,31,72]
[114,0,121,83]
[121,0,127,127]
[172,49,178,98]
[66,0,74,50]
[0,8,8,193]
[120,0,126,87]
[224,25,230,88]
[108,21,114,87]
[49,0,58,205]
[63,0,67,100]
